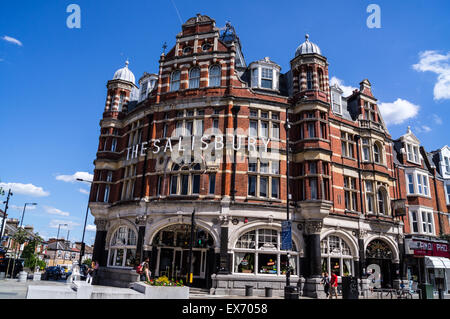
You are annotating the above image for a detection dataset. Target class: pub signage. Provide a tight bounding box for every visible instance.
[408,239,450,258]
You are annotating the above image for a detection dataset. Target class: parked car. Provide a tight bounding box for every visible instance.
[42,266,63,280]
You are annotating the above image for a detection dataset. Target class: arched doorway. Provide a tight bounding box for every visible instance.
[366,239,394,288]
[151,224,215,288]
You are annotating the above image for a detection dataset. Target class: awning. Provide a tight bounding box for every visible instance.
[425,256,450,269]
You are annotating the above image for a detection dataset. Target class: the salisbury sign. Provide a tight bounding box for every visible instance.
[124,127,281,166]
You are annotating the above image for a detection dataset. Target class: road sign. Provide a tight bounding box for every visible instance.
[281,220,292,251]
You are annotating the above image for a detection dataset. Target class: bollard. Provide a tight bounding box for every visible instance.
[245,285,253,296]
[265,287,273,297]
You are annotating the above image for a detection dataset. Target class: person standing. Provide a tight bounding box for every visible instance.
[329,271,338,299]
[92,260,99,285]
[139,258,151,282]
[321,272,330,298]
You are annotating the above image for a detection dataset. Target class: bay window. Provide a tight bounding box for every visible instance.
[234,229,300,275]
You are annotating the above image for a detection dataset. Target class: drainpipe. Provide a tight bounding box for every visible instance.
[354,135,366,280]
[230,104,240,202]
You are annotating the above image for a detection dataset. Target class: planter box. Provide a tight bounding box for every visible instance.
[130,282,189,299]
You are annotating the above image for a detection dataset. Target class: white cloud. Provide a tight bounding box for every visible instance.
[431,114,443,125]
[2,35,23,46]
[0,182,50,197]
[378,98,420,125]
[413,50,450,100]
[330,77,357,97]
[10,204,37,211]
[49,219,80,230]
[55,171,93,183]
[79,188,90,195]
[415,125,432,133]
[86,224,96,232]
[44,205,70,217]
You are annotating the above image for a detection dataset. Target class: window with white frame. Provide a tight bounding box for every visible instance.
[444,156,450,173]
[332,91,342,114]
[247,159,280,199]
[209,65,221,87]
[341,132,355,159]
[261,68,273,89]
[174,109,204,137]
[189,67,200,89]
[170,70,181,92]
[121,164,137,200]
[365,181,375,214]
[118,93,125,111]
[169,162,201,196]
[409,209,434,235]
[321,235,354,277]
[362,138,371,162]
[248,109,279,140]
[108,226,137,268]
[234,228,299,275]
[377,186,389,215]
[445,183,450,204]
[406,170,430,197]
[405,143,420,164]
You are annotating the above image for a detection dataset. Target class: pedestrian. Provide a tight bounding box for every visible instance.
[137,258,151,282]
[85,263,93,284]
[329,271,338,299]
[92,260,99,285]
[321,272,330,298]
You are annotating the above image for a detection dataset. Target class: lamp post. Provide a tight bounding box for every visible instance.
[284,118,292,291]
[76,178,92,266]
[20,202,37,228]
[54,223,68,266]
[1,189,13,240]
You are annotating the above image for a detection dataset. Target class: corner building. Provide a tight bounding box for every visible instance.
[90,14,408,297]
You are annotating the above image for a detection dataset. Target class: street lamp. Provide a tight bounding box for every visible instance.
[284,118,292,292]
[76,178,92,266]
[20,202,37,228]
[54,223,68,266]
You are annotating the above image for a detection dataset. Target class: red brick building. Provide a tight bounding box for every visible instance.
[88,14,449,297]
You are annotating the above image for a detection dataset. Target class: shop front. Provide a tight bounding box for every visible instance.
[404,237,450,299]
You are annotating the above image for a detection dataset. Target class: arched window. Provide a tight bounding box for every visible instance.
[234,228,300,275]
[209,65,221,87]
[108,226,137,268]
[170,70,180,92]
[373,142,381,164]
[318,69,325,91]
[189,67,200,89]
[366,239,393,260]
[321,235,354,276]
[170,162,202,195]
[306,68,314,90]
[377,187,389,215]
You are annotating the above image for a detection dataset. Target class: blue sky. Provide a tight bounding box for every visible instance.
[1,0,449,245]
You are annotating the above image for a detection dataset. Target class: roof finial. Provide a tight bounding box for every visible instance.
[305,34,310,41]
[125,59,129,68]
[407,126,411,133]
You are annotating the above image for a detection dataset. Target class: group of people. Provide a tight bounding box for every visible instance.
[321,271,339,298]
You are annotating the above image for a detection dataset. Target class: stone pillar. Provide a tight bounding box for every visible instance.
[92,219,108,267]
[357,230,367,278]
[135,224,146,264]
[218,226,230,274]
[303,220,326,298]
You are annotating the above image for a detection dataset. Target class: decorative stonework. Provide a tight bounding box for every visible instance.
[94,219,107,231]
[305,220,323,235]
[357,229,368,239]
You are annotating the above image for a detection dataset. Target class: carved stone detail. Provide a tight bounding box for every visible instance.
[94,219,108,231]
[305,220,323,235]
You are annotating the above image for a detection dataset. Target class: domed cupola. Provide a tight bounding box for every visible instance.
[295,34,321,56]
[113,60,136,84]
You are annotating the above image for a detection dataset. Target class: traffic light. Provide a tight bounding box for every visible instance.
[80,242,85,256]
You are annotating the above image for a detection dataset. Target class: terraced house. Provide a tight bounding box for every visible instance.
[88,14,450,297]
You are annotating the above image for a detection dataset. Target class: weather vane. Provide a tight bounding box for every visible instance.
[162,42,167,54]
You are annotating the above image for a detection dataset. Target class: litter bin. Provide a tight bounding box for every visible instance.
[245,285,254,296]
[419,283,434,300]
[265,287,273,297]
[284,286,299,299]
[342,276,359,299]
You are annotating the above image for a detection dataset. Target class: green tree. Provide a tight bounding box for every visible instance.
[83,258,92,266]
[21,234,43,270]
[7,228,30,277]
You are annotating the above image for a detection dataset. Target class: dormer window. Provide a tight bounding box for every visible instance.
[140,81,148,100]
[261,68,273,89]
[331,91,342,114]
[249,59,280,91]
[405,143,420,164]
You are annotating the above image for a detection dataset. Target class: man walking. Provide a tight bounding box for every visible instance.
[329,271,338,299]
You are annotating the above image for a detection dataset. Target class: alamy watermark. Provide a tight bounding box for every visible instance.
[367,4,381,29]
[66,4,81,29]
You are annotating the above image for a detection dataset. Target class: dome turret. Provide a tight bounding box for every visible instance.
[113,60,135,84]
[295,34,321,56]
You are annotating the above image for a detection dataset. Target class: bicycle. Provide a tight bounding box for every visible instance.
[397,288,413,299]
